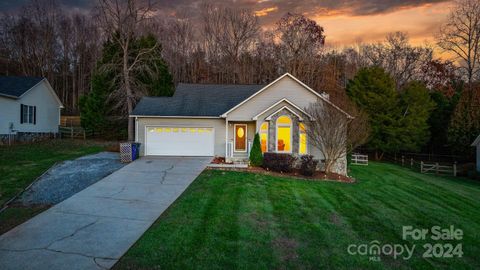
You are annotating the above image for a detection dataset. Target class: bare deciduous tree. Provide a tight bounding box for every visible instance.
[437,0,480,85]
[201,3,259,83]
[345,102,370,153]
[361,32,432,90]
[305,101,353,174]
[95,0,157,140]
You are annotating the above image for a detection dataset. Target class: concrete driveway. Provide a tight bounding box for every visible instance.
[0,156,211,270]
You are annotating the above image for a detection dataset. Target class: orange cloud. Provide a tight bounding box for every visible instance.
[255,7,278,17]
[312,1,452,56]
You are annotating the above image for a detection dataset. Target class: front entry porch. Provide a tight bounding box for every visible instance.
[224,105,310,164]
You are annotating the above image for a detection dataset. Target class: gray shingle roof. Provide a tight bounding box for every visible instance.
[131,83,265,117]
[0,76,44,98]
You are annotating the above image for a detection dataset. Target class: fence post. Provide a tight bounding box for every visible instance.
[421,161,424,173]
[410,158,413,168]
[402,156,405,166]
[453,162,457,177]
[435,162,439,175]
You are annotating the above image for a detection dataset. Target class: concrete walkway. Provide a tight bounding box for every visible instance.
[0,156,211,270]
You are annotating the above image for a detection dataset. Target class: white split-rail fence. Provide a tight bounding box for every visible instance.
[420,161,457,177]
[351,153,368,165]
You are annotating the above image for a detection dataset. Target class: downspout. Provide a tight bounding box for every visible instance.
[135,117,138,142]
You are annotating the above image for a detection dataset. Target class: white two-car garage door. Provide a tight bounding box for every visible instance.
[145,126,214,156]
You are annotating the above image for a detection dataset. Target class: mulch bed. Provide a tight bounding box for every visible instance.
[247,167,355,183]
[207,164,355,183]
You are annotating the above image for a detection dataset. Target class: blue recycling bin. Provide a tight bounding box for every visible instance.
[131,143,141,161]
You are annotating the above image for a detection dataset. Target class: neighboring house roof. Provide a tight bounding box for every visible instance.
[472,135,480,146]
[131,83,265,117]
[0,76,44,98]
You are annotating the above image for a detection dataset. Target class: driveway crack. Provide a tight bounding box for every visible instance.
[159,165,175,184]
[46,219,99,249]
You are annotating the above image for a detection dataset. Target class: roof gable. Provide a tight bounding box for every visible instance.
[252,98,313,120]
[0,76,44,98]
[221,73,352,118]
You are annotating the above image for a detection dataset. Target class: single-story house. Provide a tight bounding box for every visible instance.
[472,135,480,172]
[0,76,63,144]
[131,73,351,175]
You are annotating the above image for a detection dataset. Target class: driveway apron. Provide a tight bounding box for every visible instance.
[0,156,211,270]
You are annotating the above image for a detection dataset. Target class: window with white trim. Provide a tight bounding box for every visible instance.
[260,122,268,153]
[21,104,36,124]
[299,123,307,154]
[276,116,291,152]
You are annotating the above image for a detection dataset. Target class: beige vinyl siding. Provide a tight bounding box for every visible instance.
[226,76,319,121]
[136,117,226,156]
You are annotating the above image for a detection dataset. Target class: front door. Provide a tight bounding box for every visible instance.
[234,124,247,152]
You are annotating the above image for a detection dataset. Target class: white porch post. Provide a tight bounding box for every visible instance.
[225,118,228,158]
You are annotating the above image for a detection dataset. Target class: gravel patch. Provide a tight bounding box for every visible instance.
[18,152,125,206]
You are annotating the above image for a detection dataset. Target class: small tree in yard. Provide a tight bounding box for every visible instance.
[305,101,364,174]
[249,133,263,166]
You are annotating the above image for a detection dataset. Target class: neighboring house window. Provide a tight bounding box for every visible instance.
[299,123,307,154]
[20,104,36,125]
[276,116,291,152]
[260,122,268,153]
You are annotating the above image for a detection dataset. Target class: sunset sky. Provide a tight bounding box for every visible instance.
[1,0,454,53]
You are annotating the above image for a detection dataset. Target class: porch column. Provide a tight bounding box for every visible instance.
[225,118,228,158]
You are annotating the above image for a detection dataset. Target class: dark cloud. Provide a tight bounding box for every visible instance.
[153,0,451,26]
[1,0,93,13]
[1,0,450,15]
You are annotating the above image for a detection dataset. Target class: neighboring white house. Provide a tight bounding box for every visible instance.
[472,135,480,172]
[130,73,351,175]
[0,76,63,143]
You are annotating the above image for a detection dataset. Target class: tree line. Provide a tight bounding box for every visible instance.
[1,0,479,158]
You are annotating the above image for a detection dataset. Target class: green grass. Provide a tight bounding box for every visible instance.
[0,139,110,234]
[114,162,480,270]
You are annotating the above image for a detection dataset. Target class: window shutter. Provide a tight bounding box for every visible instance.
[20,104,24,124]
[33,106,36,125]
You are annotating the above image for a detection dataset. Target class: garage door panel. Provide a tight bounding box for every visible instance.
[146,127,214,156]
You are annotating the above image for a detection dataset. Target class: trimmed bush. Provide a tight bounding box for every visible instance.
[263,152,296,173]
[249,133,264,166]
[300,155,319,176]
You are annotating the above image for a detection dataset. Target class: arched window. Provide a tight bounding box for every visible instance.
[276,116,292,152]
[299,123,307,154]
[260,122,268,153]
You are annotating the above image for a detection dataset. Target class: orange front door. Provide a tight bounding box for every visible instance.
[235,124,247,152]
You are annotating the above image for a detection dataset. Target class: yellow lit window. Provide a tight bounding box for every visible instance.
[260,122,268,152]
[165,128,172,133]
[189,128,196,133]
[299,123,307,154]
[173,128,179,132]
[181,128,187,133]
[276,116,291,152]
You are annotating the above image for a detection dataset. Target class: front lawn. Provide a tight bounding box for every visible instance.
[114,162,480,269]
[0,139,110,234]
